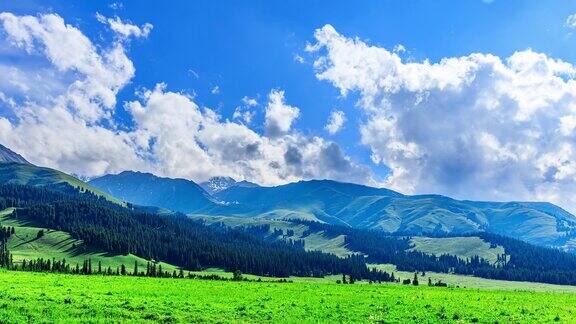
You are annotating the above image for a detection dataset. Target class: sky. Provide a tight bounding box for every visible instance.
[2,1,576,211]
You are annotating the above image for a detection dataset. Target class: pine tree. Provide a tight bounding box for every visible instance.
[133,260,139,276]
[413,272,419,286]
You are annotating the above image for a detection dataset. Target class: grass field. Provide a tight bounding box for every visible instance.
[0,208,176,273]
[1,270,576,323]
[372,264,576,293]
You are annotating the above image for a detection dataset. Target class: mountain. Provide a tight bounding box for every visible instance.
[206,179,576,251]
[89,171,217,213]
[200,176,259,195]
[0,144,30,164]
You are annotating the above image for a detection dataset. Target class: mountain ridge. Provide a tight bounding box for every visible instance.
[89,170,217,213]
[199,176,259,195]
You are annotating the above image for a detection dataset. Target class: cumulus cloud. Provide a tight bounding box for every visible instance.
[325,110,346,134]
[308,24,576,211]
[0,12,135,121]
[210,85,220,94]
[96,12,152,39]
[264,89,300,138]
[125,84,375,185]
[0,13,377,187]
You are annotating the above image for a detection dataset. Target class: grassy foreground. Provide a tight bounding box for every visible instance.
[1,270,576,323]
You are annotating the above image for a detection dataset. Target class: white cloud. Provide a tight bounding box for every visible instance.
[393,44,405,53]
[210,85,220,94]
[264,89,300,137]
[242,96,258,106]
[567,14,576,29]
[0,13,378,188]
[109,2,123,10]
[125,85,375,185]
[0,12,135,122]
[325,110,346,135]
[294,54,305,64]
[309,24,576,211]
[233,106,255,124]
[96,13,152,39]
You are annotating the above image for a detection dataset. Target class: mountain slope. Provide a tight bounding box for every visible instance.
[0,162,120,203]
[0,144,30,164]
[89,171,217,213]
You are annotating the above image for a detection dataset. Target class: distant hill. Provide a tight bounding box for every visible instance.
[200,176,259,195]
[0,144,30,164]
[89,171,217,213]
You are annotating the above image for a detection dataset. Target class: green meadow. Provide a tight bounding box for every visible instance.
[1,270,576,323]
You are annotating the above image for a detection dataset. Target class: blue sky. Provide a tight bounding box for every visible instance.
[2,1,576,210]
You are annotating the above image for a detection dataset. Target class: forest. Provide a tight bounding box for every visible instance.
[0,184,391,281]
[291,219,576,285]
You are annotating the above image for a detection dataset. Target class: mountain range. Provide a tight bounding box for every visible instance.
[88,166,576,251]
[1,143,576,252]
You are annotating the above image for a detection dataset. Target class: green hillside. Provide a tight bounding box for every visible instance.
[195,215,504,262]
[0,208,175,272]
[0,163,122,204]
[194,215,358,257]
[409,236,505,264]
